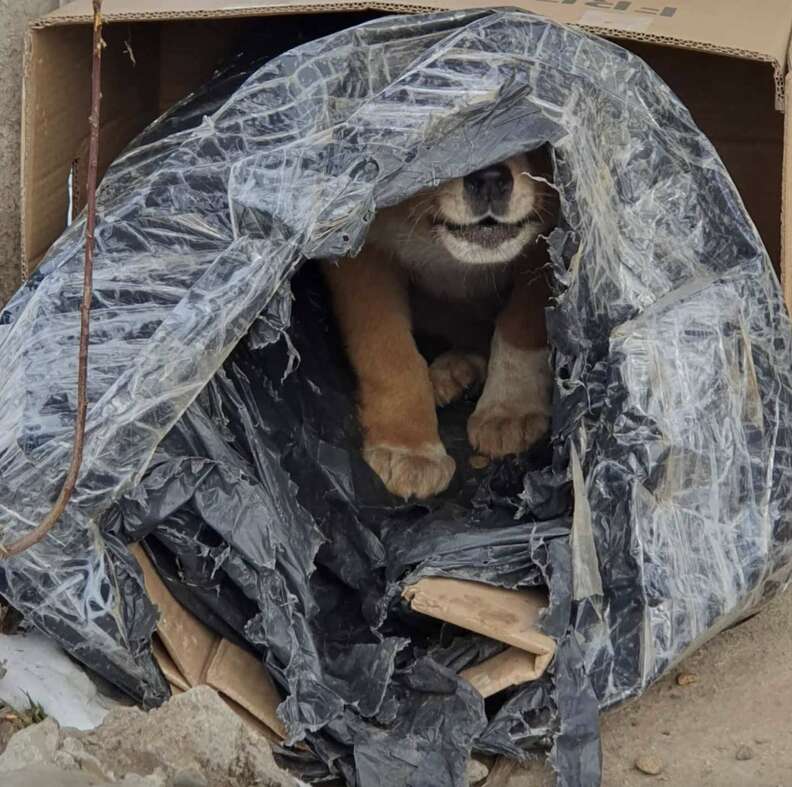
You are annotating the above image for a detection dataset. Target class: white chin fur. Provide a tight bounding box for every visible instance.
[436,224,538,265]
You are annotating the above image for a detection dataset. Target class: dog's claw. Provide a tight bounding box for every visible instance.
[429,350,488,406]
[364,443,455,499]
[468,407,548,457]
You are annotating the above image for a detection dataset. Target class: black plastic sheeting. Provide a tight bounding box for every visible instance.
[2,9,792,787]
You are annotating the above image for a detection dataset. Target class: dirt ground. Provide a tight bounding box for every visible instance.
[503,588,792,787]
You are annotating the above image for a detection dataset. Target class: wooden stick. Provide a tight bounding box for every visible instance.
[1,0,104,559]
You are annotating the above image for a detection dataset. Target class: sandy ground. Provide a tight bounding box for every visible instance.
[499,588,792,787]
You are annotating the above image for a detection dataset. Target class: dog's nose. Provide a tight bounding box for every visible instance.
[463,164,513,207]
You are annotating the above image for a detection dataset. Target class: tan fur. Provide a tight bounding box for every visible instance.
[323,151,556,499]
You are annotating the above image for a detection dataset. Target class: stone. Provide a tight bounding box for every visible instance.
[635,753,664,776]
[74,686,296,787]
[675,672,698,687]
[3,766,161,787]
[0,717,60,770]
[466,757,490,784]
[53,734,111,778]
[170,769,209,787]
[5,765,112,787]
[735,745,755,761]
[0,687,295,787]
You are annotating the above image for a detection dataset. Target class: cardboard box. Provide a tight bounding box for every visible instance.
[17,0,792,309]
[14,0,792,709]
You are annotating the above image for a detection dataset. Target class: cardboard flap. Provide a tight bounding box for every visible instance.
[130,544,286,741]
[784,72,792,305]
[39,0,414,24]
[42,0,792,81]
[205,639,286,739]
[460,647,553,698]
[403,577,556,655]
[130,544,219,686]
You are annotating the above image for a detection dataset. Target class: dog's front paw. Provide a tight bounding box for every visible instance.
[363,443,455,499]
[429,351,488,406]
[467,406,548,458]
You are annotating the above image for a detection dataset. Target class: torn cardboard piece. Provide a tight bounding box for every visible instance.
[206,638,284,740]
[404,577,555,654]
[151,637,190,692]
[130,544,287,741]
[460,648,554,699]
[142,547,554,715]
[131,544,217,687]
[403,577,556,695]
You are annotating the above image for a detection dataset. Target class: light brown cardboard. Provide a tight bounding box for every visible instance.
[129,544,286,740]
[130,544,219,686]
[21,23,160,274]
[403,577,556,655]
[784,71,792,304]
[483,757,519,787]
[205,638,287,739]
[151,636,192,691]
[221,696,283,744]
[34,0,792,86]
[17,0,792,306]
[33,0,792,120]
[459,647,553,698]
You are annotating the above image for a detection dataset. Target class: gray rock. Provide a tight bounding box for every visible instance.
[168,768,208,787]
[466,757,490,785]
[74,686,295,786]
[735,745,755,761]
[0,687,295,787]
[53,735,111,779]
[635,753,664,776]
[0,718,60,770]
[3,765,161,787]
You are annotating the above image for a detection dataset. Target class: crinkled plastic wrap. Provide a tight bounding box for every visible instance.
[2,9,792,787]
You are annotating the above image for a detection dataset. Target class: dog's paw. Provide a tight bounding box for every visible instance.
[429,351,487,406]
[363,442,455,499]
[467,406,548,458]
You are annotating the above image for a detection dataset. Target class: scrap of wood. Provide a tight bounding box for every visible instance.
[403,577,555,655]
[460,647,553,698]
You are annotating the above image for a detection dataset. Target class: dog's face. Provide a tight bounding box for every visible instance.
[373,151,555,266]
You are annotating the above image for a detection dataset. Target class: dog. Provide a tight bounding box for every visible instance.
[323,150,556,499]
